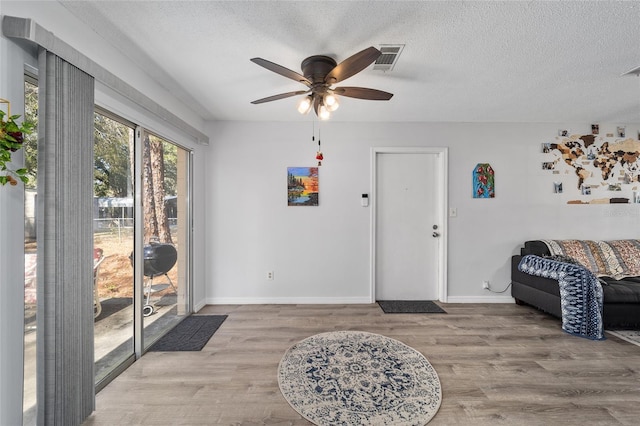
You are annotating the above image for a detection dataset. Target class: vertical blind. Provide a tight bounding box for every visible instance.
[36,50,95,425]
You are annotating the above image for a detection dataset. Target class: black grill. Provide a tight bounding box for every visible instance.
[142,243,177,277]
[128,242,178,316]
[144,243,178,278]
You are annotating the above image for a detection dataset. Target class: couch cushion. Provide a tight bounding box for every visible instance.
[602,277,640,303]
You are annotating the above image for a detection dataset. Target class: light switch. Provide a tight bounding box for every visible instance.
[449,207,457,217]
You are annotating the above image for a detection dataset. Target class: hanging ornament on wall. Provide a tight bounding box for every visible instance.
[316,130,323,166]
[312,120,324,166]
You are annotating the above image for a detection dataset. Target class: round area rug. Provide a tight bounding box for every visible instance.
[278,331,441,425]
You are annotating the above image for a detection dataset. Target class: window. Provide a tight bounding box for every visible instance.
[22,76,38,426]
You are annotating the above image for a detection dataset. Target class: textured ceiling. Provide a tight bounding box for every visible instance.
[58,1,640,123]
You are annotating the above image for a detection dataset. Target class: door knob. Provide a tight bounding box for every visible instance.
[432,232,440,238]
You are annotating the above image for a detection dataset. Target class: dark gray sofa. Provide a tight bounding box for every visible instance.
[511,240,640,328]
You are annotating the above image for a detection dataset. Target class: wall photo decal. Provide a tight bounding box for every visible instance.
[542,161,555,170]
[554,182,563,194]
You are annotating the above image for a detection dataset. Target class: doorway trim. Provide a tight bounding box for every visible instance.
[370,147,448,303]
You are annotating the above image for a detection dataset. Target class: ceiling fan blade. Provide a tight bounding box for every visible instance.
[333,87,393,100]
[251,90,309,104]
[250,58,312,86]
[324,47,381,84]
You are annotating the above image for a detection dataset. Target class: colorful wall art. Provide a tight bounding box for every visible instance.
[287,167,319,206]
[541,129,640,204]
[472,163,495,198]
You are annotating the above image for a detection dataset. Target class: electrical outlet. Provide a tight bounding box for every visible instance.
[482,280,490,290]
[267,271,274,280]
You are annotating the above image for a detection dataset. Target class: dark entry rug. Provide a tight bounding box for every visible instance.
[148,315,227,351]
[378,300,446,314]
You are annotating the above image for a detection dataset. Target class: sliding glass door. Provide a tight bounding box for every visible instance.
[20,64,193,426]
[22,95,193,418]
[140,131,190,349]
[92,115,192,386]
[93,110,136,386]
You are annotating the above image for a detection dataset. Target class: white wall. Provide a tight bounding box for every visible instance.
[205,121,640,304]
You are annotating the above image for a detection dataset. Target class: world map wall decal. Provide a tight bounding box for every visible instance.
[541,130,640,204]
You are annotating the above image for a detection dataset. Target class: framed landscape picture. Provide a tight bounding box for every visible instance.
[287,167,319,206]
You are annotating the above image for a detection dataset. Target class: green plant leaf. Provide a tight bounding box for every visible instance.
[1,112,34,189]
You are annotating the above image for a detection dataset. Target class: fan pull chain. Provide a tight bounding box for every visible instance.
[315,123,323,166]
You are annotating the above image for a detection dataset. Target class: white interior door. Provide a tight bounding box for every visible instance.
[374,151,441,301]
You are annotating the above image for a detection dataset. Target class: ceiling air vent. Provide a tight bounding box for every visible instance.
[373,44,404,72]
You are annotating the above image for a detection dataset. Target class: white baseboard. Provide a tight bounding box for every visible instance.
[204,296,514,305]
[205,296,372,305]
[445,295,515,304]
[193,298,208,312]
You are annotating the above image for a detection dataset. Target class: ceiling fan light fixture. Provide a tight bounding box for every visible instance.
[250,46,393,119]
[318,104,331,120]
[297,95,312,114]
[324,93,339,112]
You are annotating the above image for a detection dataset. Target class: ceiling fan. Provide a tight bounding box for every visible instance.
[250,46,393,120]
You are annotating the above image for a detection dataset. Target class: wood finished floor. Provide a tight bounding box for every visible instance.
[83,303,640,425]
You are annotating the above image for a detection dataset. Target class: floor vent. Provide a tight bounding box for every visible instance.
[373,44,404,72]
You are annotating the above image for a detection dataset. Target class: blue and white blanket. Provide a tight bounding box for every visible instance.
[518,255,605,340]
